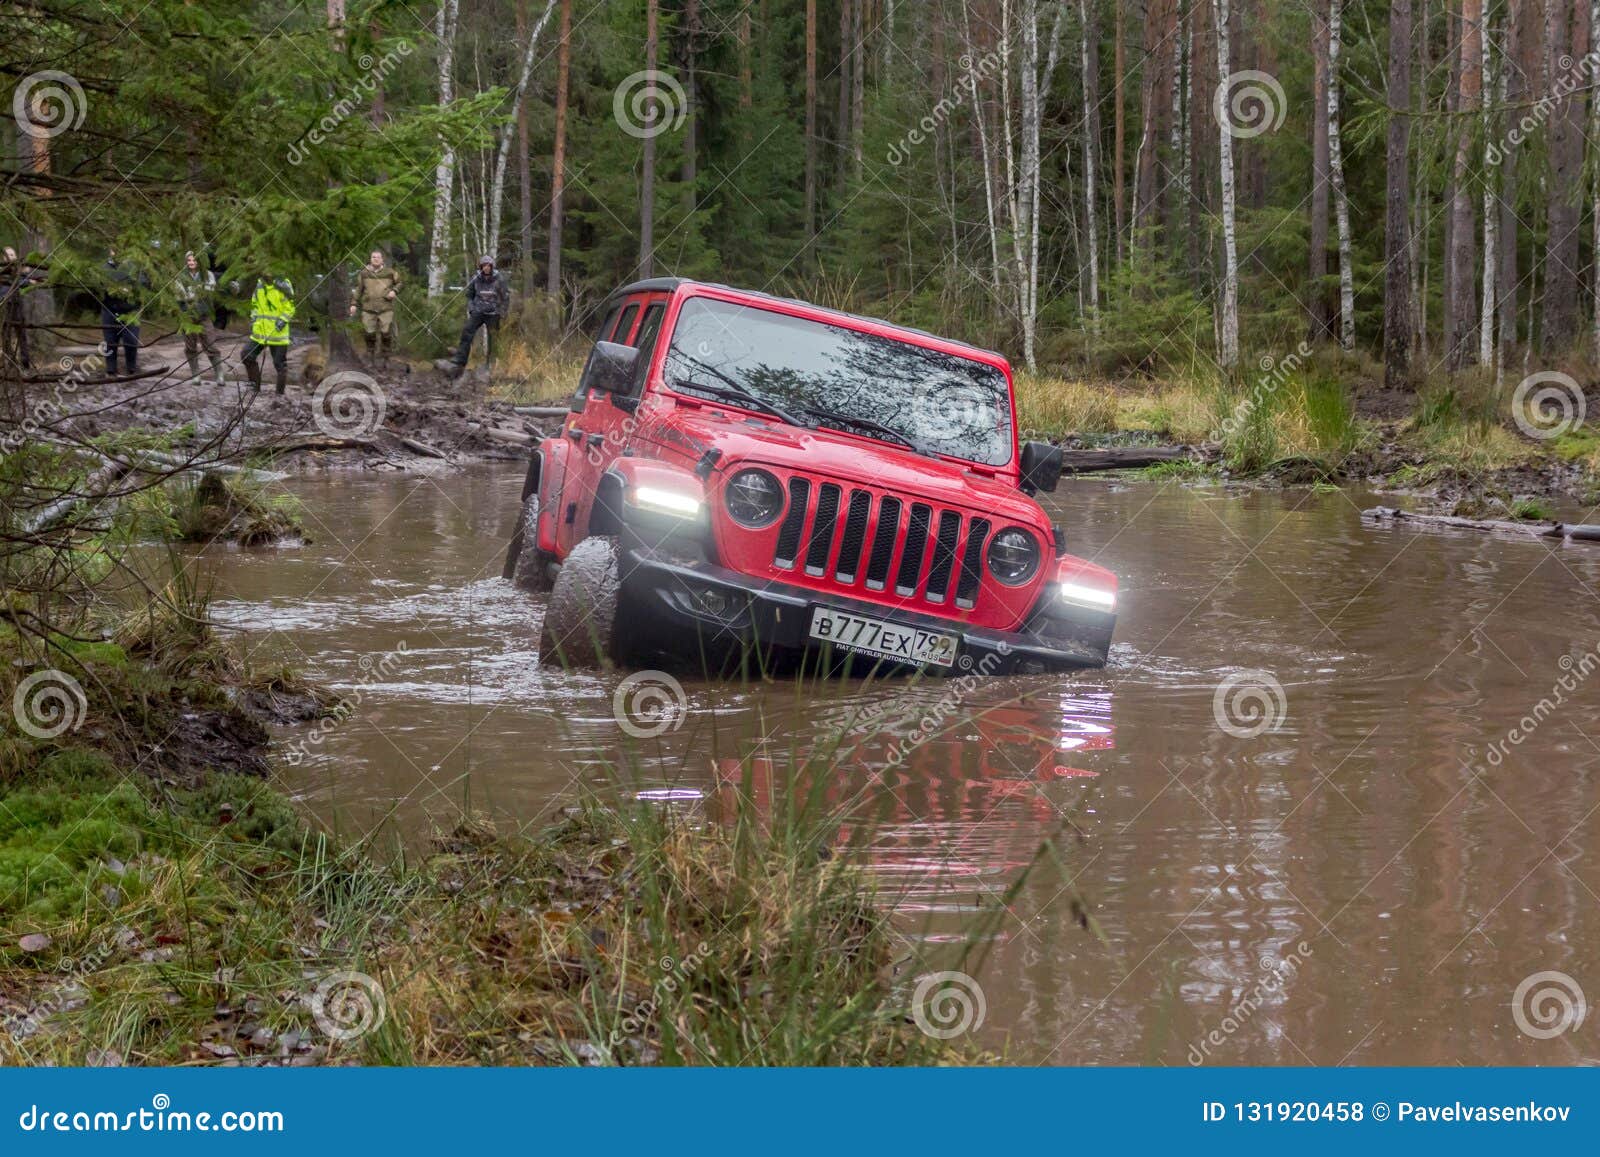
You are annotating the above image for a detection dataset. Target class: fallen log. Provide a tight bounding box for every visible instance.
[1362,505,1600,543]
[1060,444,1205,472]
[512,405,570,419]
[400,436,448,459]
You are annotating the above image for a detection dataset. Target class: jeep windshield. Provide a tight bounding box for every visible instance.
[662,296,1014,466]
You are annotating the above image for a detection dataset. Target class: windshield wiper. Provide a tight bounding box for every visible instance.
[798,405,939,458]
[668,353,810,429]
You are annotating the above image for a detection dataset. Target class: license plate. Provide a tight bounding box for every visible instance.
[807,607,959,668]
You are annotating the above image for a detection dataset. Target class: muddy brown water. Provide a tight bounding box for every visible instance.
[203,466,1600,1065]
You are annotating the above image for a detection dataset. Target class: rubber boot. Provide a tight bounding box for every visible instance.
[210,354,226,386]
[245,357,262,391]
[364,333,378,368]
[274,365,287,395]
[186,352,201,381]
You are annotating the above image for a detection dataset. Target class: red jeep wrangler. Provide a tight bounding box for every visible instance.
[503,279,1117,675]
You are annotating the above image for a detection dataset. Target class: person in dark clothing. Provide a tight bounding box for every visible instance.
[443,256,510,378]
[1,246,41,370]
[99,248,147,376]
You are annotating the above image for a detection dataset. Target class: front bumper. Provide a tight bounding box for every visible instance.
[614,539,1114,675]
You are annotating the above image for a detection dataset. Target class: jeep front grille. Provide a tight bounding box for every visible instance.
[771,481,992,611]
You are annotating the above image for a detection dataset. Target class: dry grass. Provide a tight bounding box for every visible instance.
[490,337,588,405]
[1013,372,1221,444]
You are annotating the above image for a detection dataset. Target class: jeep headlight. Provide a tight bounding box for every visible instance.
[632,484,702,518]
[987,527,1041,585]
[724,468,785,528]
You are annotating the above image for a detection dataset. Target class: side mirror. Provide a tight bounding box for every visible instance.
[1019,440,1063,494]
[581,340,639,397]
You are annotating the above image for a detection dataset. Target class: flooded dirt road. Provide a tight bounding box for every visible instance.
[206,466,1600,1065]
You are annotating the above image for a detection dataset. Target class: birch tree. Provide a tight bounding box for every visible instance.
[427,0,462,298]
[1079,0,1102,331]
[1328,0,1354,350]
[1212,0,1240,369]
[486,0,558,266]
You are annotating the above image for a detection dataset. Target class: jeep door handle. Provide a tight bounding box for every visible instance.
[566,427,583,441]
[586,434,605,449]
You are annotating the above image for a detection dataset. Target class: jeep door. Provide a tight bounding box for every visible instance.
[556,289,670,554]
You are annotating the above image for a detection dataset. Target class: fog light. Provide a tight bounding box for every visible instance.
[1057,581,1116,612]
[633,484,702,518]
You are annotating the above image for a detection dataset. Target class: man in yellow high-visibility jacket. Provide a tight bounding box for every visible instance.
[243,275,295,393]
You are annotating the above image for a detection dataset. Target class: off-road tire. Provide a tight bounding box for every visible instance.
[538,535,622,669]
[507,494,555,592]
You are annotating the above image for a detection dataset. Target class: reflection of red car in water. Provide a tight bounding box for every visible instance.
[505,278,1118,676]
[708,690,1113,884]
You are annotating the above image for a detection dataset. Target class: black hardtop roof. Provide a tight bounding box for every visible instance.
[601,277,1006,364]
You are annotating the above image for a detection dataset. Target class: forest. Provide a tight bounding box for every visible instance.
[5,0,1596,402]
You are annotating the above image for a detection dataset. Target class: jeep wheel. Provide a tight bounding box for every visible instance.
[506,494,555,592]
[538,535,622,669]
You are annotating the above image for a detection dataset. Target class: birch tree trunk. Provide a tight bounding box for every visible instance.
[516,0,535,294]
[1079,0,1102,331]
[1212,0,1240,368]
[1114,0,1126,265]
[1328,0,1354,350]
[486,0,558,267]
[427,0,462,298]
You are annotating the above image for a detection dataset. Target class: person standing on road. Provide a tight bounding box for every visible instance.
[177,250,226,385]
[443,256,510,378]
[349,250,402,368]
[99,247,147,377]
[1,246,41,370]
[242,273,296,394]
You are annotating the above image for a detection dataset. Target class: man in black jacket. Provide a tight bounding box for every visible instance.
[443,256,510,378]
[99,248,147,376]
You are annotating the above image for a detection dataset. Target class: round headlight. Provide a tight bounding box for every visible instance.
[725,468,785,528]
[987,527,1040,585]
